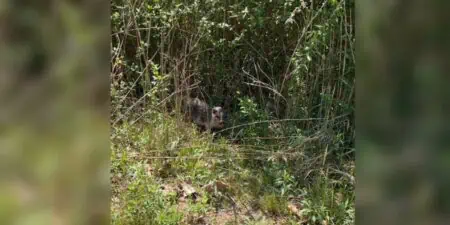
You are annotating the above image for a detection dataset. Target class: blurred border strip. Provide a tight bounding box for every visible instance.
[0,0,110,225]
[358,0,450,225]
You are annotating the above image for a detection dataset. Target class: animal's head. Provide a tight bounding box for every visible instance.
[210,106,225,129]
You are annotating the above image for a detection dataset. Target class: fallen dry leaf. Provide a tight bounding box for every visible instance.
[179,182,199,200]
[287,202,303,219]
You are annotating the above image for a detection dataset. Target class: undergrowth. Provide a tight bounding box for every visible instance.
[111,0,354,224]
[111,113,354,225]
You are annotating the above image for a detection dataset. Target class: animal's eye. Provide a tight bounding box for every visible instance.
[212,109,217,114]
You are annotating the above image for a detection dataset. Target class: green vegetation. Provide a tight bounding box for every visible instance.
[111,0,354,224]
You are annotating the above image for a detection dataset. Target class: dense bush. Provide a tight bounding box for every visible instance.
[111,0,354,224]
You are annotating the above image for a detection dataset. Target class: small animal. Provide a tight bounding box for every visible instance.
[182,97,225,132]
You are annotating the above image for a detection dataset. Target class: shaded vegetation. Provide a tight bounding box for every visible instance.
[111,0,354,224]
